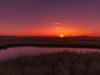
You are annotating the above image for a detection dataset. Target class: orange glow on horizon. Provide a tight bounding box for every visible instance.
[59,34,64,38]
[27,27,99,37]
[1,26,100,37]
[2,32,100,37]
[54,26,77,37]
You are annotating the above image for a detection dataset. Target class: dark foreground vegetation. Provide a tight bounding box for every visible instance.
[0,51,100,75]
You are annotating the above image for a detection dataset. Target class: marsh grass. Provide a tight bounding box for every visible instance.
[0,51,100,75]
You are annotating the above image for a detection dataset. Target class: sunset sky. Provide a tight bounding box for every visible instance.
[0,0,100,37]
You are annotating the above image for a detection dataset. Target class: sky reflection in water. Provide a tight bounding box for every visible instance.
[0,47,100,60]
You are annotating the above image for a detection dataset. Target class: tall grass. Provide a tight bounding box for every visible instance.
[0,51,100,75]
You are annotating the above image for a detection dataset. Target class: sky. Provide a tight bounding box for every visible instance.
[0,0,100,37]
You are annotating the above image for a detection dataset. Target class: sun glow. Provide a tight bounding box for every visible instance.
[59,34,64,38]
[55,26,75,37]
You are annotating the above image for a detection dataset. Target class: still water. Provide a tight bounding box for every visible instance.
[0,47,100,60]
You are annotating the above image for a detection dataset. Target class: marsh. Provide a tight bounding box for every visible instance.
[0,46,100,60]
[0,46,100,75]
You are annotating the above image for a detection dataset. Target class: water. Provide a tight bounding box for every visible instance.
[0,46,100,60]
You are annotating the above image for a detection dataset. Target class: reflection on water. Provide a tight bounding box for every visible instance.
[0,47,100,60]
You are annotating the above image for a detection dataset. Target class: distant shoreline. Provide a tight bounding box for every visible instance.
[0,36,100,49]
